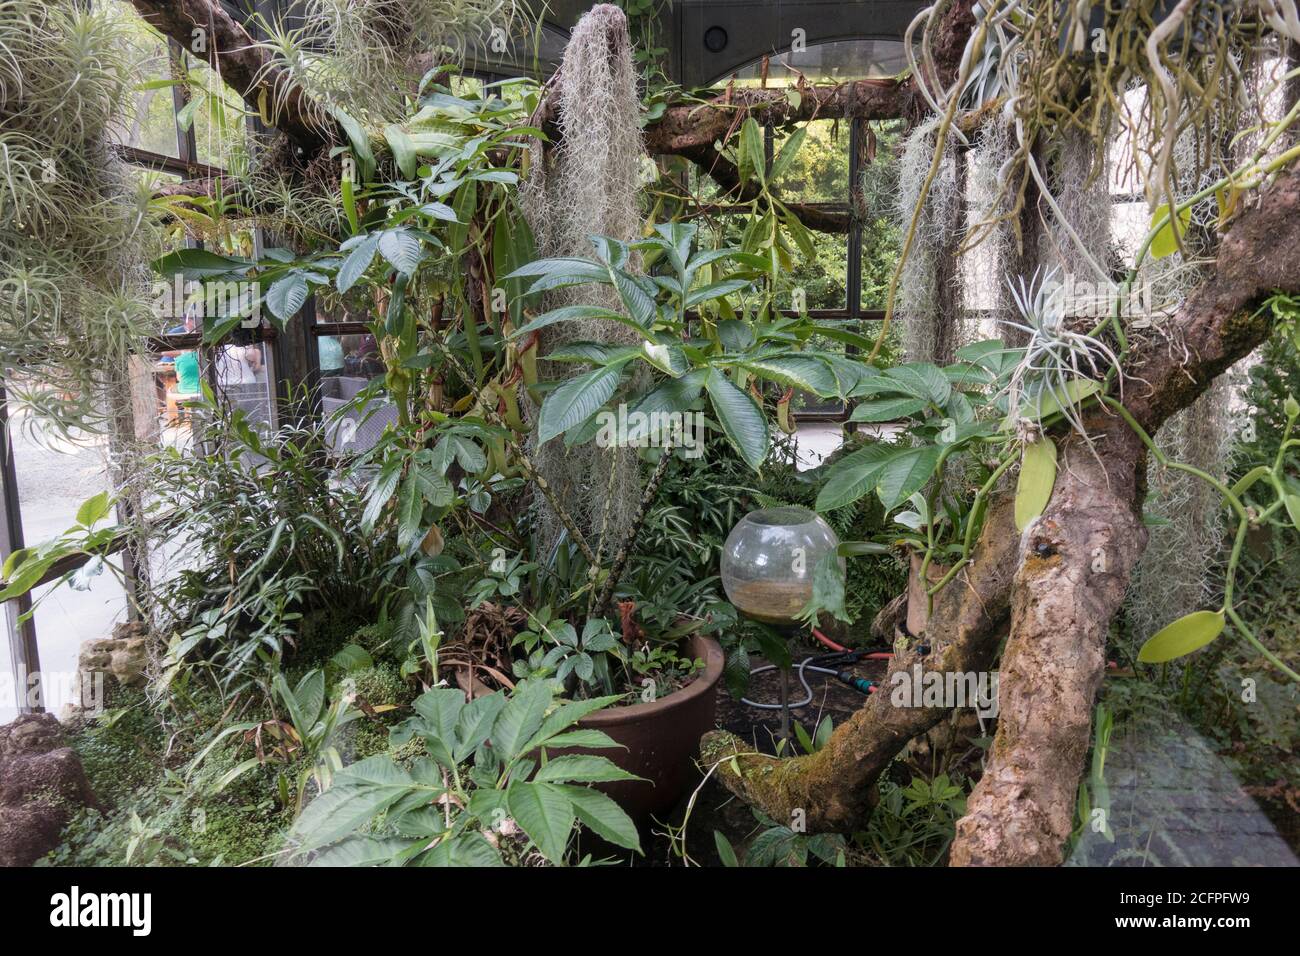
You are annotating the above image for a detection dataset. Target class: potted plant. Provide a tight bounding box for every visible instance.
[488,221,862,815]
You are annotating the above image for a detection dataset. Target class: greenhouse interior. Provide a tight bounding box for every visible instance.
[0,0,1298,891]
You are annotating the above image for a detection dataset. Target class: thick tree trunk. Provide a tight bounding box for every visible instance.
[950,420,1145,865]
[705,163,1300,856]
[948,162,1300,865]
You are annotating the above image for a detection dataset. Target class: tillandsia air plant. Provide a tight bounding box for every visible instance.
[251,0,533,125]
[1001,266,1124,441]
[0,0,162,436]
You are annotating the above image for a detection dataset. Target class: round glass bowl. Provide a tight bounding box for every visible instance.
[720,506,844,625]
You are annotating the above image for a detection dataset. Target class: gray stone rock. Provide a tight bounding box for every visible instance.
[0,713,97,866]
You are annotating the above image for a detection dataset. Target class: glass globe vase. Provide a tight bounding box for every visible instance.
[720,506,844,626]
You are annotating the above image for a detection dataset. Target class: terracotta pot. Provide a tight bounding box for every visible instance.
[573,633,724,820]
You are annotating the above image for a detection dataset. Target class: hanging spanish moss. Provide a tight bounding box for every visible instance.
[0,0,160,438]
[893,118,963,364]
[1036,124,1116,293]
[1125,375,1240,648]
[963,118,1017,342]
[1123,120,1241,646]
[520,4,648,559]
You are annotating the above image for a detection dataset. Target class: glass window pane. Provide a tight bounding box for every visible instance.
[772,119,848,203]
[787,229,848,311]
[1112,201,1148,268]
[314,290,373,327]
[211,342,273,428]
[186,55,250,170]
[105,1,180,158]
[858,123,903,311]
[0,623,18,723]
[31,574,127,716]
[9,408,112,544]
[317,334,393,456]
[728,39,908,86]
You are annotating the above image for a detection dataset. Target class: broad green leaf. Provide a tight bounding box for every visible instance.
[524,694,623,752]
[705,370,769,471]
[510,305,643,340]
[340,175,359,235]
[1137,610,1225,663]
[609,269,657,327]
[362,457,403,531]
[770,125,807,182]
[815,443,893,512]
[378,229,421,275]
[542,729,619,749]
[1149,203,1192,260]
[383,124,417,179]
[310,837,419,867]
[683,278,753,309]
[507,781,575,863]
[532,754,640,785]
[814,714,834,750]
[849,396,928,422]
[741,356,839,398]
[75,491,112,527]
[395,474,423,550]
[714,830,740,867]
[266,273,309,321]
[883,363,951,406]
[629,369,706,424]
[491,678,554,761]
[1285,494,1300,534]
[290,757,417,852]
[452,691,508,763]
[537,361,626,444]
[152,247,251,279]
[876,445,942,511]
[336,234,379,293]
[1014,437,1057,531]
[558,784,641,852]
[410,468,453,511]
[954,338,1008,368]
[292,669,326,729]
[327,105,376,181]
[740,117,766,185]
[411,688,465,765]
[1009,378,1102,427]
[418,833,504,867]
[330,644,373,674]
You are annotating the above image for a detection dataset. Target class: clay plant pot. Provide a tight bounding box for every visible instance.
[573,633,724,821]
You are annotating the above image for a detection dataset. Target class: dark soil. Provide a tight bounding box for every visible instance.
[632,638,891,865]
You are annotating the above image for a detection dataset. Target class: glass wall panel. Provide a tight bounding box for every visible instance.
[105,0,180,158]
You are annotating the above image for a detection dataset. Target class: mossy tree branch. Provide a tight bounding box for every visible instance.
[705,161,1300,861]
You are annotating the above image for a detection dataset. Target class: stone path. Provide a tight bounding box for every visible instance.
[1067,714,1296,866]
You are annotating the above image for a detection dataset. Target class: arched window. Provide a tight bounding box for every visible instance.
[713,37,908,86]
